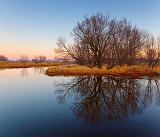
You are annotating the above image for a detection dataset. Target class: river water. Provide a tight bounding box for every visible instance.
[0,68,160,137]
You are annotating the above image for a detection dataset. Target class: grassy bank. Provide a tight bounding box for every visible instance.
[0,62,63,69]
[46,65,159,78]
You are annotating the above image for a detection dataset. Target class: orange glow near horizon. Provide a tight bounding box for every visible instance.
[0,42,56,60]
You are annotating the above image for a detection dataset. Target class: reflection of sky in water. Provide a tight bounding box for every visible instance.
[0,68,160,137]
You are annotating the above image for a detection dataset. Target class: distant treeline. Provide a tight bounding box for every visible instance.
[0,55,54,63]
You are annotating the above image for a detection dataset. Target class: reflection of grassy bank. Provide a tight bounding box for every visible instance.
[46,65,159,78]
[0,62,62,69]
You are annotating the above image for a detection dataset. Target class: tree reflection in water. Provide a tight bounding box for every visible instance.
[55,76,160,124]
[34,67,45,75]
[20,68,28,77]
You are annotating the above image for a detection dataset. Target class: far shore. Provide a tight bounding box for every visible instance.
[46,65,160,78]
[0,62,63,69]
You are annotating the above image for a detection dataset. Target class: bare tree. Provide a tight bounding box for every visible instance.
[144,35,160,68]
[0,55,8,62]
[56,14,113,68]
[19,55,29,63]
[109,19,146,67]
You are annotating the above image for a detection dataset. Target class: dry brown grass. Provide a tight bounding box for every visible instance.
[46,65,157,78]
[156,66,160,75]
[1,62,160,78]
[0,62,63,69]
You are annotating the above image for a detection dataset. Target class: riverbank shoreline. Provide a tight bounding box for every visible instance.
[46,65,159,78]
[1,63,160,78]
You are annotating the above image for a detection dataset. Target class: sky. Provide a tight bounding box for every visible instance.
[0,0,160,59]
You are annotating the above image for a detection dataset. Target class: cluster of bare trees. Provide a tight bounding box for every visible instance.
[0,55,8,62]
[19,55,47,63]
[56,13,160,68]
[32,56,46,63]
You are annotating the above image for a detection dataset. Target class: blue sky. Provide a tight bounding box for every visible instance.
[0,0,160,58]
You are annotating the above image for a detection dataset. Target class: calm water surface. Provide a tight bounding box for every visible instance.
[0,68,160,137]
